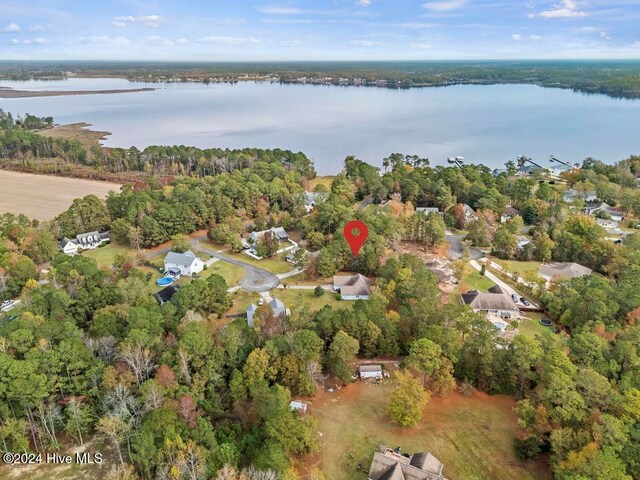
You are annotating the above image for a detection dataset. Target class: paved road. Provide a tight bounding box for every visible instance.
[199,248,280,293]
[445,234,484,260]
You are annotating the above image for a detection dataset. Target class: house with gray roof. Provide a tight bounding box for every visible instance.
[59,230,110,256]
[333,274,373,300]
[539,262,592,283]
[246,297,290,327]
[460,285,518,318]
[584,201,625,222]
[163,250,204,277]
[563,188,597,203]
[303,191,328,213]
[246,227,297,259]
[416,207,444,218]
[368,447,447,480]
[462,204,478,222]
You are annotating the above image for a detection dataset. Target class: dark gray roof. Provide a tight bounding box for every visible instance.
[461,287,517,311]
[155,285,179,304]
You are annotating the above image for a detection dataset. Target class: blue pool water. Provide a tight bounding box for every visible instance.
[156,277,174,287]
[492,321,507,332]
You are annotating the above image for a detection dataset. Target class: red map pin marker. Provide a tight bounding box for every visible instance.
[344,220,368,257]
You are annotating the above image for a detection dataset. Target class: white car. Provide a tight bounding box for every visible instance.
[258,298,265,306]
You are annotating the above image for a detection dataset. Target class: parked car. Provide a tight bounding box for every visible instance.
[520,297,531,306]
[511,293,518,303]
[258,298,265,306]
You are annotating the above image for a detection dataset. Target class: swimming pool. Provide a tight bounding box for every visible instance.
[492,321,507,332]
[156,276,174,287]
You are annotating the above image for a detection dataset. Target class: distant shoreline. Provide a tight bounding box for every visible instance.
[0,86,155,98]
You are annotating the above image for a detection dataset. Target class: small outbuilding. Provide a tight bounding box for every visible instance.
[290,401,308,414]
[359,365,383,380]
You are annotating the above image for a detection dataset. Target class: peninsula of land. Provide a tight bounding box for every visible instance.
[0,86,155,98]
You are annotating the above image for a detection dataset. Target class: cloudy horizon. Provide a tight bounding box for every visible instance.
[1,0,640,61]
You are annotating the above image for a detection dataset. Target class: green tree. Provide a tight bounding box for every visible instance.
[327,331,359,382]
[387,370,429,427]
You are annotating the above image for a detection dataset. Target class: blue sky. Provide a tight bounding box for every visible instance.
[1,0,640,60]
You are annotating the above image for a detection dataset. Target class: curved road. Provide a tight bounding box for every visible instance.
[199,248,280,293]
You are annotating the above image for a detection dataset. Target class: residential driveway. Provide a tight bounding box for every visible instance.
[445,234,484,260]
[199,248,280,293]
[469,260,539,309]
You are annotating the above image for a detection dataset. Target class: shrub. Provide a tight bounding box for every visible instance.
[513,437,542,460]
[314,286,325,297]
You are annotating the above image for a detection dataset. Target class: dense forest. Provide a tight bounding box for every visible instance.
[1,60,640,99]
[2,110,640,477]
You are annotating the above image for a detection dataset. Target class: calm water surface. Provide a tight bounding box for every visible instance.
[1,78,638,174]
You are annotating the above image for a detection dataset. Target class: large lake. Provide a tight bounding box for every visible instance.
[1,78,639,175]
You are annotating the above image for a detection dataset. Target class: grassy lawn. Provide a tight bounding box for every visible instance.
[81,243,134,268]
[462,270,496,292]
[304,375,550,480]
[203,259,246,286]
[271,288,346,312]
[519,313,554,338]
[308,175,335,190]
[226,251,293,275]
[492,259,541,280]
[227,290,261,315]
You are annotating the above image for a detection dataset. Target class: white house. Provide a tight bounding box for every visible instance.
[59,231,110,256]
[416,207,444,218]
[247,227,297,259]
[59,238,79,255]
[584,202,625,222]
[246,297,290,328]
[462,204,478,222]
[359,365,383,380]
[303,191,328,213]
[563,189,597,203]
[163,250,204,277]
[500,206,520,224]
[333,274,373,300]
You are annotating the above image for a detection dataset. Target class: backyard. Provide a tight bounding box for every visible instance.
[270,288,346,312]
[302,374,551,480]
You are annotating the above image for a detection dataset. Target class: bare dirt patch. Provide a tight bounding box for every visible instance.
[36,123,110,150]
[0,170,120,221]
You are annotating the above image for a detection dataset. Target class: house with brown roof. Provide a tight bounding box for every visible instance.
[333,273,373,300]
[368,447,447,480]
[460,285,518,318]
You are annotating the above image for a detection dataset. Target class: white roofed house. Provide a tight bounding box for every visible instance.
[247,227,297,259]
[163,250,204,277]
[359,365,383,379]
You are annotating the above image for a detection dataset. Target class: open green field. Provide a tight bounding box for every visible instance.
[462,270,496,292]
[271,288,346,312]
[519,313,554,338]
[306,376,550,480]
[492,259,542,281]
[81,243,133,268]
[226,251,293,274]
[203,259,246,286]
[308,175,335,190]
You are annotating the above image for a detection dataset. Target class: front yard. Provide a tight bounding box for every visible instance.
[271,288,346,312]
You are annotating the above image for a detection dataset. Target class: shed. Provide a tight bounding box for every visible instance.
[290,401,308,414]
[359,364,383,379]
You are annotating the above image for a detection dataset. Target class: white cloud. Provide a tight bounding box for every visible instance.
[600,31,611,40]
[632,42,640,48]
[422,0,466,12]
[279,39,300,46]
[76,35,130,46]
[112,15,165,28]
[143,35,173,46]
[512,34,522,40]
[356,0,372,6]
[29,25,44,32]
[260,6,303,14]
[9,38,19,45]
[539,0,588,19]
[175,38,189,45]
[197,36,261,46]
[3,22,21,32]
[23,37,47,45]
[350,39,382,47]
[411,42,432,49]
[530,34,542,40]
